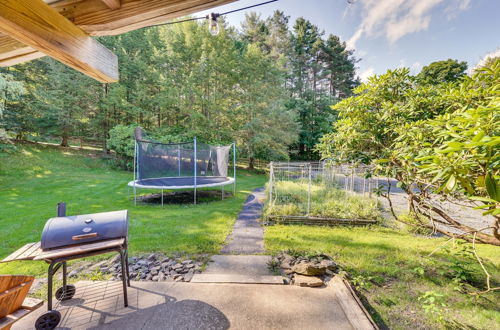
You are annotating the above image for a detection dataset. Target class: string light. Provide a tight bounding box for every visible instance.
[147,0,357,34]
[149,0,280,32]
[208,13,220,36]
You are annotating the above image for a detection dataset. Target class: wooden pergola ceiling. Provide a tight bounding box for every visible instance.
[0,0,236,82]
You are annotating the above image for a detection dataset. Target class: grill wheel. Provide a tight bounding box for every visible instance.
[35,310,61,330]
[55,284,76,301]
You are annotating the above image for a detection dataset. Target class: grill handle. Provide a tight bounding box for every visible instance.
[72,233,98,241]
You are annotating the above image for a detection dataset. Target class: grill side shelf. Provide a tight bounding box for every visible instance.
[1,242,42,263]
[33,238,125,260]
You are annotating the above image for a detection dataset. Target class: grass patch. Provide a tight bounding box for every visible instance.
[0,142,266,276]
[265,225,500,329]
[264,180,380,220]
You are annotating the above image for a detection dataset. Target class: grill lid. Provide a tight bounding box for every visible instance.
[41,210,128,250]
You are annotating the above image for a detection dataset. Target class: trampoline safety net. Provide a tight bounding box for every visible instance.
[134,128,232,185]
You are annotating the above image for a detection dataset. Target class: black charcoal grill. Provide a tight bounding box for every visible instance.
[1,202,131,330]
[41,208,128,250]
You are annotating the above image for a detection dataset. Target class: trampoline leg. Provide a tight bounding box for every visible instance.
[161,189,164,207]
[221,185,224,200]
[134,186,136,206]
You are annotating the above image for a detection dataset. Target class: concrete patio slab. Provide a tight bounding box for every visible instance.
[191,255,283,284]
[202,255,273,275]
[190,274,284,284]
[14,280,361,330]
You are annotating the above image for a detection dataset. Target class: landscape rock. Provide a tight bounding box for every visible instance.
[292,262,326,276]
[293,275,324,287]
[183,269,195,282]
[172,263,183,270]
[319,259,338,272]
[69,252,204,283]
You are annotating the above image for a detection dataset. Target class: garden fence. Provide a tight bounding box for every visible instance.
[268,161,381,217]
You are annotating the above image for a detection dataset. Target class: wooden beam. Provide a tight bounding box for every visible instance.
[0,33,32,59]
[100,0,121,10]
[0,0,118,82]
[0,0,236,68]
[0,51,46,67]
[53,0,237,36]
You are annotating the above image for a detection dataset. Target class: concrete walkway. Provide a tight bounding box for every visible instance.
[14,281,357,330]
[192,188,280,284]
[220,187,266,254]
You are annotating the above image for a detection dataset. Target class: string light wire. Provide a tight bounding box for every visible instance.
[149,0,280,28]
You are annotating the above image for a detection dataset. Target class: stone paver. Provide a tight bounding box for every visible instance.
[14,281,356,330]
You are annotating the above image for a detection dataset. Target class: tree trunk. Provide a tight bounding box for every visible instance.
[61,134,69,147]
[249,157,255,170]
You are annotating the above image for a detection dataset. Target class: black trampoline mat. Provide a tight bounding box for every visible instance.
[135,176,231,187]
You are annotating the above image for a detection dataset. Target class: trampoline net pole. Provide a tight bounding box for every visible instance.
[134,140,137,205]
[194,137,197,204]
[178,146,181,177]
[233,142,236,195]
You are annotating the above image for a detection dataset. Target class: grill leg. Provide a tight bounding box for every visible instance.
[125,250,130,287]
[47,262,55,310]
[62,262,67,290]
[119,250,128,307]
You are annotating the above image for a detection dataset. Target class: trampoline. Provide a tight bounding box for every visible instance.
[128,127,236,205]
[129,176,235,190]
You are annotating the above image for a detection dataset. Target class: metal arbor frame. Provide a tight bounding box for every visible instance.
[132,137,236,205]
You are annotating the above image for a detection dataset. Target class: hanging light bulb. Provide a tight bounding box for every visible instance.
[207,13,220,36]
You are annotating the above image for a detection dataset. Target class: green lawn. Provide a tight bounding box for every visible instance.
[0,142,266,276]
[265,225,500,329]
[2,143,499,329]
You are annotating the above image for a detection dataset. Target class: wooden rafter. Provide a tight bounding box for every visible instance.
[52,0,236,36]
[100,0,121,10]
[0,0,118,82]
[0,0,235,68]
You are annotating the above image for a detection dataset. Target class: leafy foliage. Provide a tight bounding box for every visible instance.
[416,58,468,85]
[0,11,358,164]
[318,59,500,245]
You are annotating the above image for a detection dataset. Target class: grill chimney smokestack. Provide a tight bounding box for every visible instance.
[57,202,66,217]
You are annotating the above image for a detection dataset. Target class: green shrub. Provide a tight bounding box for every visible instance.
[107,124,137,170]
[264,203,301,219]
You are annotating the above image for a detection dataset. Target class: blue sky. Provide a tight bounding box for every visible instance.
[199,0,500,81]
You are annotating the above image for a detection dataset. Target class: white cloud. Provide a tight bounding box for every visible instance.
[346,0,470,50]
[359,67,375,82]
[472,48,500,72]
[410,61,422,73]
